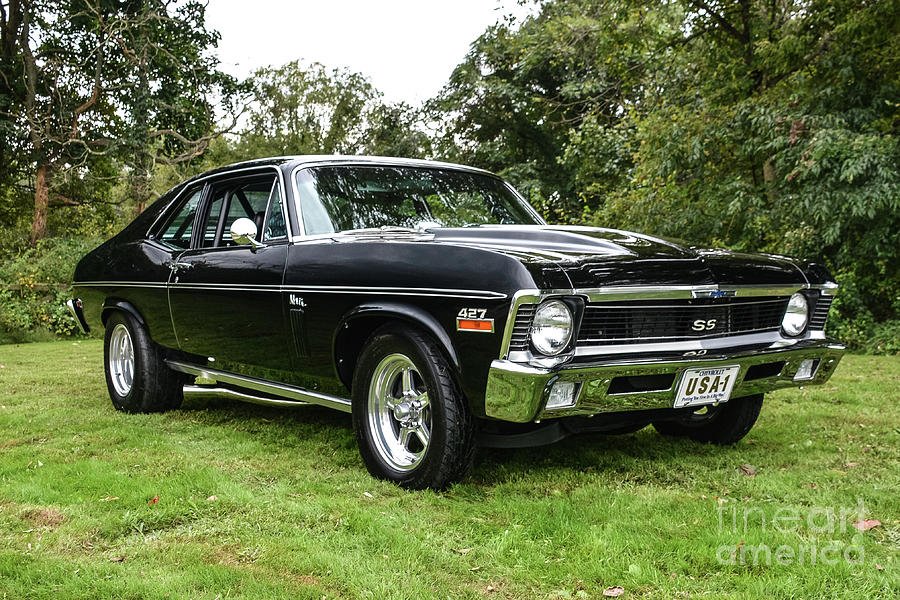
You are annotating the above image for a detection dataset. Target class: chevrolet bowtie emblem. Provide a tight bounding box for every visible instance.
[692,289,736,298]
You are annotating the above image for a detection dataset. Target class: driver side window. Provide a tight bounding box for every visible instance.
[199,173,284,247]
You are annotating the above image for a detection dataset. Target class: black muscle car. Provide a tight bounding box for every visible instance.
[69,156,845,489]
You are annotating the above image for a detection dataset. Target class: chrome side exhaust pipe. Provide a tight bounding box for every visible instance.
[182,385,310,408]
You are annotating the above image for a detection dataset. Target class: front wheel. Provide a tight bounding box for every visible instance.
[352,325,475,490]
[652,394,764,444]
[103,311,184,413]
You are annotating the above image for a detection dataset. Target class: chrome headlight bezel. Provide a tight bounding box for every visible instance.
[529,299,574,356]
[781,292,810,337]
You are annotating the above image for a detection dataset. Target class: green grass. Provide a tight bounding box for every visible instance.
[0,341,897,599]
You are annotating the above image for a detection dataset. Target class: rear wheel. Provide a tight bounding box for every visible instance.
[103,311,184,413]
[652,394,764,444]
[352,325,475,490]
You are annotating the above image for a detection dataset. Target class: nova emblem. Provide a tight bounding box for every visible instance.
[288,294,306,308]
[691,319,718,331]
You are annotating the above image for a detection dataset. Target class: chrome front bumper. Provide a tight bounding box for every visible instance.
[484,339,845,422]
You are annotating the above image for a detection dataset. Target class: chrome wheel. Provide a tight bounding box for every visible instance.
[367,353,432,471]
[108,323,135,397]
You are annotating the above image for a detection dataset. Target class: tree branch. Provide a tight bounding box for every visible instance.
[689,0,748,43]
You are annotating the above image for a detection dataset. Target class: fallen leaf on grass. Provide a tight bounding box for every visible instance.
[148,494,159,505]
[453,548,472,554]
[109,556,126,563]
[852,519,882,531]
[729,541,746,561]
[739,464,757,477]
[603,586,625,597]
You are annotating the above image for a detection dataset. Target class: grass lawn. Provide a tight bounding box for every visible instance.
[0,340,897,599]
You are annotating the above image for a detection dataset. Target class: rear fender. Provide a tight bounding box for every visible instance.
[101,299,146,328]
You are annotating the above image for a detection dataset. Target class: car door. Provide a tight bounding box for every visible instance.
[168,169,292,374]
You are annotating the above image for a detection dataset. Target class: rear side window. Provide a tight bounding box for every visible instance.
[158,186,203,249]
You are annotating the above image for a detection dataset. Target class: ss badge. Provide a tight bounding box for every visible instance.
[691,319,718,332]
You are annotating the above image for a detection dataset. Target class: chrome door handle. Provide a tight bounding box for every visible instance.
[166,261,193,272]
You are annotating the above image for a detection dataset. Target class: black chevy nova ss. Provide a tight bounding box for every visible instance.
[69,156,845,489]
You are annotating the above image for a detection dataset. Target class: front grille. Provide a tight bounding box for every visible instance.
[809,295,833,330]
[508,304,536,352]
[577,297,789,345]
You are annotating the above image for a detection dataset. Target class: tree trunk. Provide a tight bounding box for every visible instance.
[134,171,150,214]
[763,158,776,203]
[29,162,49,245]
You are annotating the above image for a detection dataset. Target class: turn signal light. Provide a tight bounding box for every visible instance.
[456,318,494,333]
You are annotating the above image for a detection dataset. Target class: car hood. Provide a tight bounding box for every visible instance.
[431,225,807,289]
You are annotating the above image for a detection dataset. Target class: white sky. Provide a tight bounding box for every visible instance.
[205,0,534,105]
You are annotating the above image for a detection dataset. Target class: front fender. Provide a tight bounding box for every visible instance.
[333,301,461,389]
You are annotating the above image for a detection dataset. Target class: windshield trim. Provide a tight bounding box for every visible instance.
[288,161,545,240]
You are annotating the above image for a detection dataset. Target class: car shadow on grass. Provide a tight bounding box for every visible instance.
[468,429,734,486]
[177,397,752,489]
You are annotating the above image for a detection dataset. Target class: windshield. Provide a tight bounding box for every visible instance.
[294,165,543,235]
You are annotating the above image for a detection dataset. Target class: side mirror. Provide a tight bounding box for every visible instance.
[230,217,264,248]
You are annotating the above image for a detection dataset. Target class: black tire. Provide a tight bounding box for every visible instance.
[351,324,475,490]
[103,311,184,413]
[652,394,764,444]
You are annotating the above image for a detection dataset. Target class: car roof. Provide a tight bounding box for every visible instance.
[181,155,495,187]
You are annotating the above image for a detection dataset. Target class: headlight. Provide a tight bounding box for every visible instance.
[530,300,573,355]
[781,292,809,336]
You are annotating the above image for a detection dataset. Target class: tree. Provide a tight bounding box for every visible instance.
[429,0,673,220]
[0,0,241,244]
[112,0,244,214]
[362,101,432,158]
[1,0,119,244]
[237,60,381,158]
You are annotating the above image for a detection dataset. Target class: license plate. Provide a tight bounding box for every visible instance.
[674,365,741,408]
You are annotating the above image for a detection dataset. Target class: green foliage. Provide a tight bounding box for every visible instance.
[430,0,680,221]
[229,61,431,161]
[0,236,102,342]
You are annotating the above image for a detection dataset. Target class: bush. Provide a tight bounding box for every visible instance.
[0,236,104,342]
